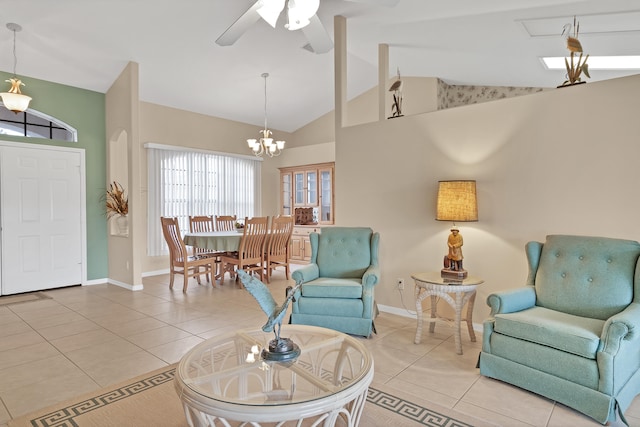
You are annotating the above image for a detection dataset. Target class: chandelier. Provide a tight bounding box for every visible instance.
[0,23,32,114]
[248,73,285,157]
[257,0,320,31]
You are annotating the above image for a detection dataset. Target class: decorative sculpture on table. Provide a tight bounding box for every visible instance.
[238,270,301,361]
[445,226,464,273]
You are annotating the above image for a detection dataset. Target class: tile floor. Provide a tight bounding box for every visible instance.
[1,270,639,427]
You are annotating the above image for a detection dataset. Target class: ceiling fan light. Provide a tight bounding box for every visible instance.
[293,0,319,19]
[285,0,318,30]
[257,0,285,28]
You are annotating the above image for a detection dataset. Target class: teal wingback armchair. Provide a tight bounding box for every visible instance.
[290,227,380,337]
[479,235,640,424]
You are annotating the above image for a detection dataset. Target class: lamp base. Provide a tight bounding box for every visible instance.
[441,268,468,280]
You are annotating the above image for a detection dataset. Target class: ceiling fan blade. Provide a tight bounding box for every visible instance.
[301,14,333,54]
[215,1,263,46]
[345,0,399,6]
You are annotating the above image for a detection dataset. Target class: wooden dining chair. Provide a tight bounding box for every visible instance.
[215,215,237,231]
[220,216,269,285]
[161,217,216,292]
[264,215,294,283]
[188,215,220,280]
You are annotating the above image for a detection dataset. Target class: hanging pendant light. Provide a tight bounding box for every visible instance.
[1,23,32,114]
[247,73,285,157]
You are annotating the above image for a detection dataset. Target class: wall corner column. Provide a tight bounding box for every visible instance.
[334,15,347,132]
[379,44,389,122]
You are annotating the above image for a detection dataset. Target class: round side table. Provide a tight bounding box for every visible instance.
[411,272,484,355]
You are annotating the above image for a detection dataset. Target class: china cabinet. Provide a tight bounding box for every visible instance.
[279,162,334,225]
[280,162,334,263]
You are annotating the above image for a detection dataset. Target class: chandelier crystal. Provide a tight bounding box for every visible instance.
[0,23,32,114]
[248,73,285,157]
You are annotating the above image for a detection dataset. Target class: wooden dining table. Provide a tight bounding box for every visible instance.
[183,230,243,252]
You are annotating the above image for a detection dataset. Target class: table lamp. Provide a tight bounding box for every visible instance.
[436,180,478,279]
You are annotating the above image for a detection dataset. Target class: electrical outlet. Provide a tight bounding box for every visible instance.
[397,278,405,290]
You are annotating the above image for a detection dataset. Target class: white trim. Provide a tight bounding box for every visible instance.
[142,268,170,277]
[108,278,144,291]
[143,142,263,162]
[377,304,416,319]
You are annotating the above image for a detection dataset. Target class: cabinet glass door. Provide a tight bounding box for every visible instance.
[306,171,317,205]
[294,172,305,205]
[320,169,332,222]
[282,172,292,215]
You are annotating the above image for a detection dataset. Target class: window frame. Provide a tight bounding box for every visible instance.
[0,107,77,142]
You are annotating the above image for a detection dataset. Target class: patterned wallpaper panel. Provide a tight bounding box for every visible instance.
[437,79,548,110]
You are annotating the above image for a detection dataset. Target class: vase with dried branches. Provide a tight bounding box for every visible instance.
[560,16,590,87]
[105,181,128,234]
[105,181,128,218]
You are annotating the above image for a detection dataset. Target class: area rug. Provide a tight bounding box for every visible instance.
[0,292,51,307]
[9,364,482,427]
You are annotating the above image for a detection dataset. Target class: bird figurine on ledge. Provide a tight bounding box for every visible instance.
[237,270,301,361]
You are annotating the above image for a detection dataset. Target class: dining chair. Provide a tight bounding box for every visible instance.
[215,215,237,231]
[189,215,219,280]
[160,217,216,292]
[220,216,269,285]
[264,215,294,283]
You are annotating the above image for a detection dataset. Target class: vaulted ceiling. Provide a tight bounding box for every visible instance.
[2,0,639,132]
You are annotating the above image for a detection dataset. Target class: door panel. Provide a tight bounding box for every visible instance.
[1,145,83,295]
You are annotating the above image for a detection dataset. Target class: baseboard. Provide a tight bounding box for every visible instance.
[108,278,144,291]
[377,304,417,319]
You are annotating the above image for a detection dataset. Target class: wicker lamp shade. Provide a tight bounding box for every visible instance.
[436,180,478,223]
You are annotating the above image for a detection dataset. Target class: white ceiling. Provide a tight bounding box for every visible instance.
[1,0,639,132]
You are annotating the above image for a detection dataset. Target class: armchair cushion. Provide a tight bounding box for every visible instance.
[534,235,637,320]
[299,277,363,299]
[495,307,605,358]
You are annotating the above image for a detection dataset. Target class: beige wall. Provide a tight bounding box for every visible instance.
[335,74,640,321]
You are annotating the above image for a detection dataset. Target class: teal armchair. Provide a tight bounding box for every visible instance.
[290,227,380,337]
[479,235,640,424]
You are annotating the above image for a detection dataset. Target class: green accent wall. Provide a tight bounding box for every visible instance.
[0,71,107,280]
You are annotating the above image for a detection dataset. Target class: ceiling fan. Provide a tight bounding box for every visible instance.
[215,0,399,54]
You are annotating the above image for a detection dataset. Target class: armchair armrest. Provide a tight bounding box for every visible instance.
[600,303,640,354]
[486,286,536,315]
[362,264,380,287]
[291,264,320,284]
[598,303,640,395]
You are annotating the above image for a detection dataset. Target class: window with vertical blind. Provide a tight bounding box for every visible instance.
[146,143,262,256]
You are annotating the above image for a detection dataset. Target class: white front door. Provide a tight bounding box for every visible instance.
[1,144,84,295]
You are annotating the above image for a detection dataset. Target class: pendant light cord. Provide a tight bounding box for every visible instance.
[11,28,18,77]
[262,72,269,131]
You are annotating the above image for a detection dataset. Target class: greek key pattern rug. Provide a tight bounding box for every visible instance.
[28,368,176,427]
[23,366,473,427]
[367,388,473,427]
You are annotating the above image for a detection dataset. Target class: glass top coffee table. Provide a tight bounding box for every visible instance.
[174,325,374,426]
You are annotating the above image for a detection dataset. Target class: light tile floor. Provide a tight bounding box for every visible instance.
[1,270,639,427]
